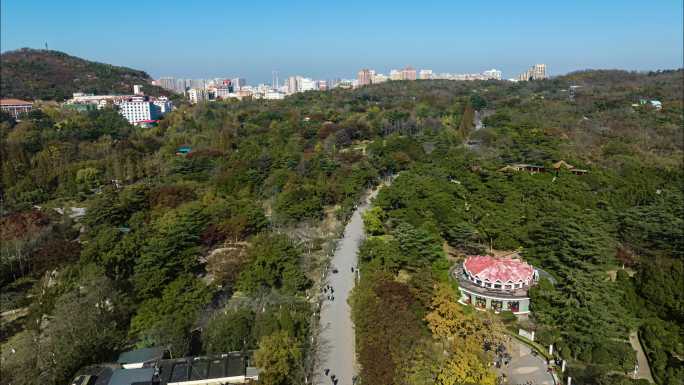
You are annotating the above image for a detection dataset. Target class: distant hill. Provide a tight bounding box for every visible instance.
[0,48,169,101]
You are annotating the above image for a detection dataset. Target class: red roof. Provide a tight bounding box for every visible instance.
[464,255,534,283]
[0,98,33,106]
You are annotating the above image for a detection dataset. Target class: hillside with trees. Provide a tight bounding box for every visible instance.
[0,48,169,101]
[0,68,682,385]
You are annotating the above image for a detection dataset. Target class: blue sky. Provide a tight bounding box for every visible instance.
[2,0,682,83]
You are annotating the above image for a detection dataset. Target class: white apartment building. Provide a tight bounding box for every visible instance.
[419,69,433,80]
[335,79,353,89]
[517,64,547,81]
[372,73,388,83]
[389,69,402,81]
[298,77,316,92]
[117,97,161,124]
[264,90,285,100]
[188,88,208,104]
[152,97,173,114]
[69,93,129,105]
[483,69,503,80]
[214,87,232,99]
[67,86,173,125]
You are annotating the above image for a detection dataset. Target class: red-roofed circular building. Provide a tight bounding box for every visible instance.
[456,255,539,314]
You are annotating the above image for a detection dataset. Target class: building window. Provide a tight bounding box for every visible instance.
[485,282,492,288]
[494,284,501,289]
[507,301,520,312]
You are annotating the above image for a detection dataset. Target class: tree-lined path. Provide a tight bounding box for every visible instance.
[314,186,383,385]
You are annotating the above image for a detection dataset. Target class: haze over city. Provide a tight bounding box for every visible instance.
[2,0,682,82]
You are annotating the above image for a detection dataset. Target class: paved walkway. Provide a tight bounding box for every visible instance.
[497,338,555,385]
[629,330,654,383]
[314,187,381,385]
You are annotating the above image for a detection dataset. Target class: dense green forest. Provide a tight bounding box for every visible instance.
[1,69,682,385]
[0,48,169,101]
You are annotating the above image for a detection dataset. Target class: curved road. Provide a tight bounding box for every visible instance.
[314,187,381,385]
[630,331,654,383]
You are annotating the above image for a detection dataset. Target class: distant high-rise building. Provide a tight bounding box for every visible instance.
[483,69,503,80]
[188,88,208,104]
[286,76,298,94]
[316,80,328,91]
[532,64,547,79]
[328,78,342,88]
[372,73,388,83]
[357,69,372,86]
[232,78,246,91]
[419,69,433,80]
[401,67,417,80]
[175,78,188,93]
[389,69,402,81]
[189,79,207,89]
[299,77,316,92]
[215,84,233,99]
[517,64,547,81]
[158,77,176,91]
[336,80,353,89]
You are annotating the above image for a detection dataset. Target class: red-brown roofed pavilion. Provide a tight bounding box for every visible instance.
[455,255,539,314]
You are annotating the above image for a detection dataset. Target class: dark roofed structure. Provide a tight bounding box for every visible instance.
[117,347,168,369]
[108,368,156,385]
[159,354,251,384]
[103,351,258,385]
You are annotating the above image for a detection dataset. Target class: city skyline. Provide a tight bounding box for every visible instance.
[2,0,682,84]
[150,65,511,99]
[152,65,507,88]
